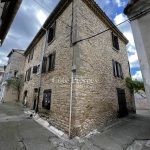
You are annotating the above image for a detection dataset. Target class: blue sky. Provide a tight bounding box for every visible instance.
[0,0,142,80]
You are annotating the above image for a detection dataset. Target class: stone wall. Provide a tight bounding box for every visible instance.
[70,0,135,136]
[20,0,135,137]
[20,2,73,135]
[20,36,45,107]
[3,50,25,102]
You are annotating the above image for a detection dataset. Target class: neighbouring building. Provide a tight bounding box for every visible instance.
[124,0,150,109]
[0,0,22,46]
[134,91,149,110]
[0,66,4,99]
[0,49,25,102]
[20,0,135,137]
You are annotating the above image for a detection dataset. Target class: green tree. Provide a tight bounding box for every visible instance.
[126,77,145,93]
[6,74,24,101]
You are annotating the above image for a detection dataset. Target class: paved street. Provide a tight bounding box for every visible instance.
[0,102,150,150]
[0,102,59,150]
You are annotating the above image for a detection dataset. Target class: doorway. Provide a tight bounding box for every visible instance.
[117,88,128,117]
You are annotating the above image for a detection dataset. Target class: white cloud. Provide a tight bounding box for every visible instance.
[128,51,140,68]
[132,71,143,81]
[113,0,126,7]
[36,10,47,25]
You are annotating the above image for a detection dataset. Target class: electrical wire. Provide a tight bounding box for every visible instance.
[33,0,72,28]
[33,0,150,45]
[73,7,150,45]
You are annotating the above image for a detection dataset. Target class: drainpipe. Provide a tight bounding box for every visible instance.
[35,27,48,113]
[69,71,73,138]
[69,0,75,138]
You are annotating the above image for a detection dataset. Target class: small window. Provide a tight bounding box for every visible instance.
[33,64,40,74]
[25,68,31,81]
[14,70,18,77]
[28,49,34,63]
[48,51,56,72]
[48,22,56,43]
[112,59,123,79]
[42,90,51,110]
[112,32,119,50]
[42,57,47,73]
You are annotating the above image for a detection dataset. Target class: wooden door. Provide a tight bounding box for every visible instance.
[117,88,128,117]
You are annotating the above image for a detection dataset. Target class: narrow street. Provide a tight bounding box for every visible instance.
[0,102,150,150]
[0,102,59,150]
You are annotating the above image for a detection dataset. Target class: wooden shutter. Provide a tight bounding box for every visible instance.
[112,32,115,48]
[27,68,31,81]
[33,66,37,74]
[42,57,47,73]
[51,52,56,70]
[120,64,124,79]
[112,59,117,77]
[114,36,119,50]
[48,54,52,71]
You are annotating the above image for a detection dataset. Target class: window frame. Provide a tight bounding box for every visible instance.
[48,51,56,72]
[48,22,56,44]
[42,89,51,110]
[112,32,119,50]
[28,48,34,63]
[112,59,123,79]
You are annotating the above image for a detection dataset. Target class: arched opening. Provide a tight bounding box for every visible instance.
[23,90,28,106]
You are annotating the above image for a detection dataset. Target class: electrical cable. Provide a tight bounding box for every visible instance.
[33,0,72,28]
[33,0,150,45]
[72,7,150,45]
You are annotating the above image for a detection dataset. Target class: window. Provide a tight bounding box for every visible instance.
[112,59,123,79]
[112,32,119,50]
[28,49,34,63]
[8,54,13,63]
[48,51,56,72]
[33,64,40,74]
[48,22,56,43]
[42,57,47,73]
[25,68,31,81]
[14,70,18,77]
[42,90,51,110]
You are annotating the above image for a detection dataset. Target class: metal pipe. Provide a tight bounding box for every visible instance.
[69,71,73,138]
[35,27,48,113]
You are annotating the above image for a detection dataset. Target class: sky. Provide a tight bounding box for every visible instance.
[0,0,142,80]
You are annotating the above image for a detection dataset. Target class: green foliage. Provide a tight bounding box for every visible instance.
[6,74,24,101]
[126,77,145,93]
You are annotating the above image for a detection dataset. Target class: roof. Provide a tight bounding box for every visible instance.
[124,0,140,14]
[0,0,22,45]
[24,0,128,56]
[7,49,25,57]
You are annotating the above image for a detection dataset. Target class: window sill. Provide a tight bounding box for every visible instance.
[48,38,55,46]
[112,47,119,52]
[114,76,124,80]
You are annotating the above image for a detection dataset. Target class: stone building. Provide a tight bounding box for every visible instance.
[0,49,25,102]
[124,0,150,109]
[21,0,135,137]
[0,66,4,98]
